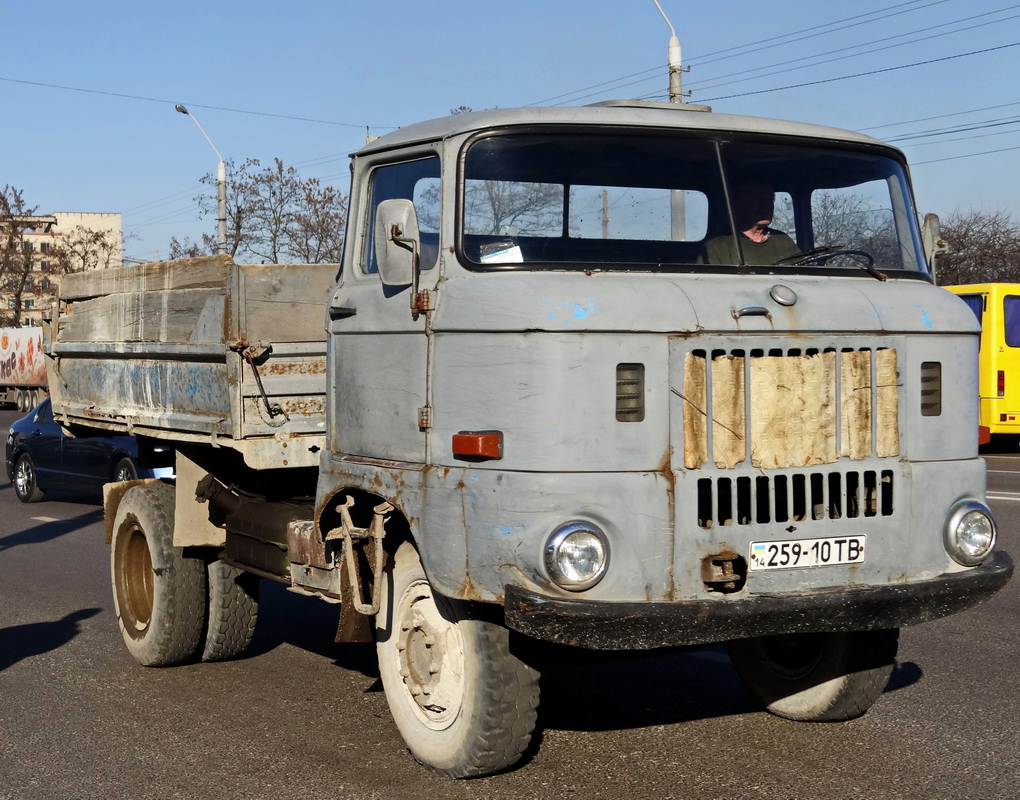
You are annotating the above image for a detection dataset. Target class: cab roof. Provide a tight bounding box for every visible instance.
[354,101,896,158]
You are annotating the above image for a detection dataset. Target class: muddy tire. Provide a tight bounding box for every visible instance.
[728,628,899,721]
[12,453,44,503]
[376,541,540,778]
[202,560,259,662]
[111,482,206,666]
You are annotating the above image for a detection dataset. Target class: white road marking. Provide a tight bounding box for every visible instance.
[986,492,1020,502]
[30,516,62,523]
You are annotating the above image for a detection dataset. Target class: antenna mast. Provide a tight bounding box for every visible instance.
[651,0,687,104]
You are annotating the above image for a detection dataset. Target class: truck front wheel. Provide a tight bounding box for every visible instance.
[375,541,540,778]
[727,628,899,721]
[111,482,207,666]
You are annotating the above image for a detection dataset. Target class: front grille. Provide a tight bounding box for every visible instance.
[696,469,894,529]
[682,346,899,470]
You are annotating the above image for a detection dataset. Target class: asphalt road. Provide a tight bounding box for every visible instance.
[1,407,1018,800]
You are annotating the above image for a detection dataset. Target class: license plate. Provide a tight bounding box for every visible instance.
[749,535,866,570]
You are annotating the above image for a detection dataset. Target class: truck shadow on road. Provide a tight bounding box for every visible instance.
[0,506,103,552]
[246,579,379,678]
[246,580,924,734]
[531,645,924,732]
[0,607,101,671]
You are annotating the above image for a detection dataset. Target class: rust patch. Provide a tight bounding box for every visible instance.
[275,396,325,416]
[657,446,676,510]
[459,571,485,602]
[261,360,326,376]
[287,520,329,569]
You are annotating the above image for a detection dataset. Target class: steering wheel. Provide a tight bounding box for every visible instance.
[792,248,875,267]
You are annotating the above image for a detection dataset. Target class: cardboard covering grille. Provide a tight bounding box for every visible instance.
[682,349,899,470]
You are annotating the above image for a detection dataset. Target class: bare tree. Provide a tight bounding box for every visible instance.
[168,235,208,260]
[51,225,120,273]
[197,157,262,259]
[934,209,1020,285]
[0,186,41,327]
[463,179,564,237]
[287,178,346,263]
[194,158,346,264]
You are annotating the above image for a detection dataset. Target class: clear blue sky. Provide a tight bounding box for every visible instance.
[3,0,1018,262]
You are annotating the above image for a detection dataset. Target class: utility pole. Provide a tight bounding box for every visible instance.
[651,1,688,240]
[652,0,687,103]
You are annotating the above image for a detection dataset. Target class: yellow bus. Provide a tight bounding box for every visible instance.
[944,283,1020,445]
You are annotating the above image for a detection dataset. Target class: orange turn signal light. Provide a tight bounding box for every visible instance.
[452,431,503,461]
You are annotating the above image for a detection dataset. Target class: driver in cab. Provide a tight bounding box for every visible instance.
[699,179,800,266]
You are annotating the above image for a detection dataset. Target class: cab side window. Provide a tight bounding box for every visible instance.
[363,156,441,274]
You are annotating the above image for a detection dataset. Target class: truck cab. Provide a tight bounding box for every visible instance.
[317,101,1011,774]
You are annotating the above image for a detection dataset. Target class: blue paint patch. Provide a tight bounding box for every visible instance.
[493,525,526,537]
[912,303,934,329]
[539,297,601,326]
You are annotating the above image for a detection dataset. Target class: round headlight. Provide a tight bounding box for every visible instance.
[944,501,996,566]
[544,522,610,591]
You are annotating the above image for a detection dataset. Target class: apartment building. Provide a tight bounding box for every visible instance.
[3,212,122,326]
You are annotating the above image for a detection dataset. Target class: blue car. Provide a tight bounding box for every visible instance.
[6,398,172,503]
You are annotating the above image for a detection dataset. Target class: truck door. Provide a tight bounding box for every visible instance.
[327,154,441,464]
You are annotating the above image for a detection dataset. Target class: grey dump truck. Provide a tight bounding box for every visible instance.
[47,101,1013,778]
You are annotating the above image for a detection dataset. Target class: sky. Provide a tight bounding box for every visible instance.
[2,0,1019,263]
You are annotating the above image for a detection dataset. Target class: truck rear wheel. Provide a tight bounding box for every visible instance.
[202,560,259,662]
[375,541,540,778]
[111,482,207,666]
[727,628,899,721]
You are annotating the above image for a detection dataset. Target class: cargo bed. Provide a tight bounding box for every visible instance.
[46,255,335,470]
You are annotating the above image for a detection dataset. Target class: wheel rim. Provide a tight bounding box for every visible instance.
[115,523,155,639]
[115,464,133,482]
[393,577,465,730]
[14,457,33,498]
[757,633,827,680]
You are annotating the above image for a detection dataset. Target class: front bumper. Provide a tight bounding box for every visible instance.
[504,550,1013,650]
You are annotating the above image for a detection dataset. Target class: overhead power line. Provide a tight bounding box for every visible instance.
[527,0,951,107]
[693,0,953,68]
[886,115,1020,143]
[912,144,1020,164]
[686,6,1020,95]
[696,42,1020,103]
[0,75,396,131]
[859,100,1020,131]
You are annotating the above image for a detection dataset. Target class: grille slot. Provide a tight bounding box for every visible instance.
[920,361,942,416]
[616,363,645,422]
[696,469,894,529]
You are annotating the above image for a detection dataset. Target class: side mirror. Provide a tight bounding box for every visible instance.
[921,213,949,276]
[374,198,420,287]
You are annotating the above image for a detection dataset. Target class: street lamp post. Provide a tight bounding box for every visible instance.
[175,104,227,256]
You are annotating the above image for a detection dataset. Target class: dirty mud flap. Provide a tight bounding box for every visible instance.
[504,550,1013,650]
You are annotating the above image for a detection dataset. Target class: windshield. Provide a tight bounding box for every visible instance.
[460,130,926,275]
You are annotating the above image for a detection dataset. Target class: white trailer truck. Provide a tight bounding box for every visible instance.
[0,326,47,411]
[47,102,1012,778]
